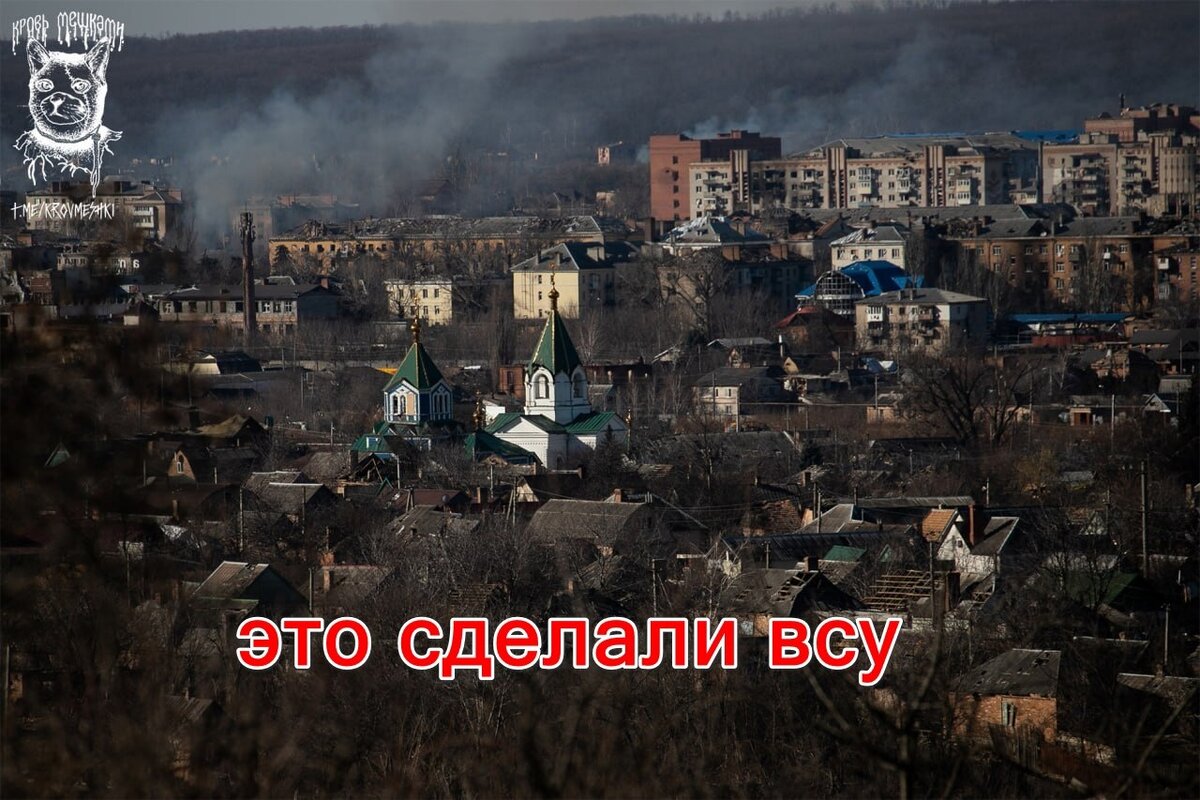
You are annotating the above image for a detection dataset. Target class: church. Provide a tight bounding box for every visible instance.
[484,282,627,469]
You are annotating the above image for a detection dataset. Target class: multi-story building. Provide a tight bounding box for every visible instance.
[1153,241,1200,303]
[1041,104,1200,217]
[384,278,455,323]
[512,241,636,319]
[945,214,1156,308]
[856,288,991,355]
[830,224,911,270]
[688,133,1039,215]
[155,282,340,335]
[269,215,627,269]
[650,130,781,222]
[20,179,184,241]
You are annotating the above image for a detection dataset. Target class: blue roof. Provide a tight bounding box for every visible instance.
[1008,313,1129,324]
[1013,129,1079,143]
[796,261,922,299]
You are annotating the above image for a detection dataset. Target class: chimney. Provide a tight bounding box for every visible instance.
[240,211,256,349]
[968,504,977,547]
[612,488,623,503]
[944,572,961,611]
[322,566,331,593]
[803,555,819,572]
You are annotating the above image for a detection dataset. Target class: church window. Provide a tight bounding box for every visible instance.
[573,373,585,399]
[535,375,549,399]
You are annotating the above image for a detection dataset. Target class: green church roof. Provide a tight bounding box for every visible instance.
[384,341,444,393]
[529,308,582,376]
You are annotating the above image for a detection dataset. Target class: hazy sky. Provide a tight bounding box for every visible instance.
[4,0,870,36]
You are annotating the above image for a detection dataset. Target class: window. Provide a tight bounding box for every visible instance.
[1001,701,1017,727]
[391,395,399,415]
[1039,244,1048,255]
[535,375,549,399]
[991,245,1002,256]
[175,457,184,475]
[433,289,439,299]
[537,274,543,284]
[573,373,585,398]
[422,289,428,298]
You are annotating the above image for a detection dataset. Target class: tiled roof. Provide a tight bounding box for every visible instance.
[921,509,958,542]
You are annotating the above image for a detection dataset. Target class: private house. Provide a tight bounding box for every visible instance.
[952,649,1062,744]
[189,561,306,620]
[719,566,862,636]
[693,366,789,419]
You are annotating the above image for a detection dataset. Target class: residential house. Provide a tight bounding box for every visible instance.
[693,366,789,420]
[719,567,862,636]
[952,649,1063,743]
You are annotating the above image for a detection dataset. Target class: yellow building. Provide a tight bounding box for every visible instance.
[512,242,633,320]
[384,278,455,324]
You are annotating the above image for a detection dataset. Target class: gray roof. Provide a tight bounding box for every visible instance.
[526,499,647,545]
[860,288,987,305]
[720,568,860,615]
[392,506,480,538]
[832,225,909,247]
[856,496,976,510]
[192,562,270,600]
[163,284,332,301]
[971,516,1019,557]
[799,132,1038,158]
[956,649,1061,697]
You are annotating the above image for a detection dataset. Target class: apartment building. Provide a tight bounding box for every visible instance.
[946,215,1155,308]
[830,224,911,270]
[270,215,624,268]
[689,134,1038,215]
[856,288,991,355]
[22,179,184,241]
[1041,104,1200,217]
[650,130,781,222]
[512,241,637,319]
[155,283,340,334]
[384,278,455,324]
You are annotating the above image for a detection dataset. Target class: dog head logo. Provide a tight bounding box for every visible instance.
[15,37,121,197]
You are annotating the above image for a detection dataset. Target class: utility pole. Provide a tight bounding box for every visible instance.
[1141,459,1149,574]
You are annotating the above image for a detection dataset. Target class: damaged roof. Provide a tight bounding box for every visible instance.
[956,649,1061,697]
